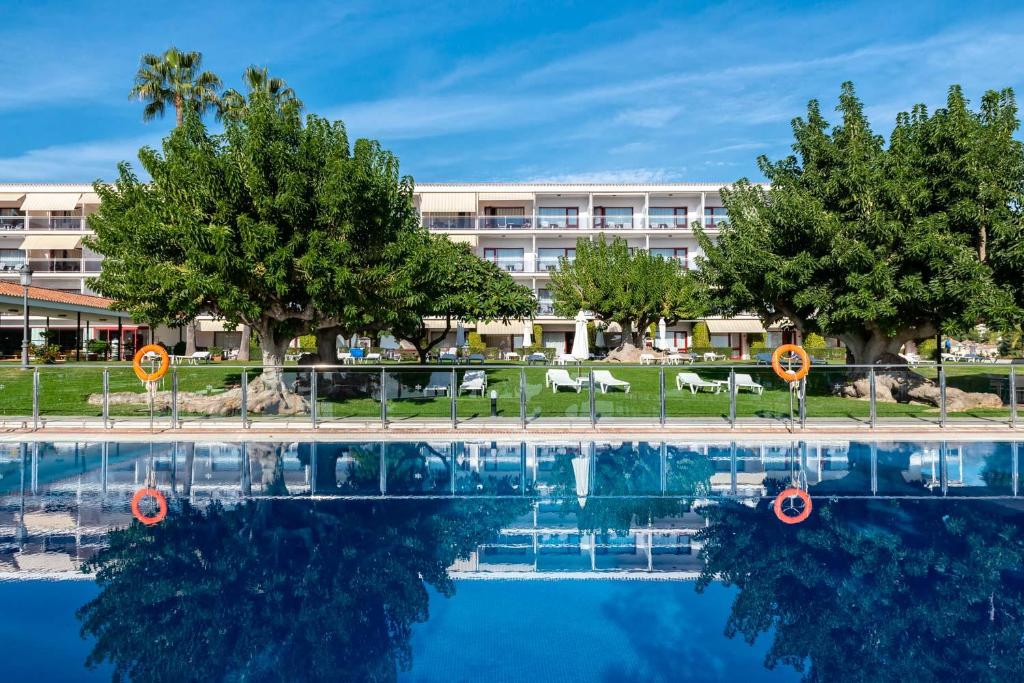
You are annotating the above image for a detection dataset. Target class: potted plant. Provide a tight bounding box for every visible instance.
[209,346,224,362]
[86,338,110,361]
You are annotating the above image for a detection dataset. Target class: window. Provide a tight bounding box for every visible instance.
[650,247,688,269]
[704,207,728,229]
[593,206,634,229]
[537,247,575,271]
[673,331,689,350]
[483,247,525,272]
[538,207,579,229]
[649,207,688,229]
[537,288,554,315]
[0,248,24,271]
[482,206,528,229]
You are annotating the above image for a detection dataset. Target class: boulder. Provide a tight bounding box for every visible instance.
[606,345,659,363]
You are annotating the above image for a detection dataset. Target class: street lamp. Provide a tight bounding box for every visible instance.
[19,264,32,368]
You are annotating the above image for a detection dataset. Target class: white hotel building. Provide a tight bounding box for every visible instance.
[0,182,789,359]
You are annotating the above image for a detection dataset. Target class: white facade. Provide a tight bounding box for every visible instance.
[415,182,775,357]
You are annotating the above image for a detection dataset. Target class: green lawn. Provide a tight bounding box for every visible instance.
[0,361,1014,423]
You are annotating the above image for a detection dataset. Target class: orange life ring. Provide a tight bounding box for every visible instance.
[773,487,813,524]
[132,344,170,382]
[131,487,168,525]
[771,344,810,382]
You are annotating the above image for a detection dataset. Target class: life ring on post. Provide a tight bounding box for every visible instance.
[773,487,813,524]
[771,344,810,383]
[132,344,170,382]
[131,487,168,525]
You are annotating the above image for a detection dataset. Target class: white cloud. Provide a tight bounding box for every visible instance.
[525,167,685,183]
[0,135,157,182]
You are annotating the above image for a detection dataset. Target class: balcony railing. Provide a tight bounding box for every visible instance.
[485,257,526,273]
[0,216,88,231]
[423,214,698,231]
[21,258,102,273]
[703,215,728,230]
[537,302,556,316]
[536,256,575,272]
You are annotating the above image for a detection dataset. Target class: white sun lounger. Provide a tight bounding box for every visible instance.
[732,373,764,394]
[545,368,583,393]
[459,370,488,395]
[675,372,722,394]
[900,352,936,368]
[592,370,630,394]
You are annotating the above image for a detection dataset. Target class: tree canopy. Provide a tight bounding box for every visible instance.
[695,82,1024,364]
[550,235,702,350]
[87,90,419,386]
[388,234,537,362]
[129,47,222,126]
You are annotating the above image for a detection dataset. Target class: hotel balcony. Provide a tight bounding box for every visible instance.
[0,216,88,231]
[0,258,101,274]
[485,256,527,273]
[422,213,721,232]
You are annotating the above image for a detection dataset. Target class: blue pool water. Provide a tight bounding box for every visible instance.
[1,439,1023,681]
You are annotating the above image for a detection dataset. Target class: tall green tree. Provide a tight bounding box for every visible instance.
[550,235,702,352]
[128,47,222,127]
[695,83,1024,365]
[87,92,419,394]
[219,64,302,122]
[389,234,537,362]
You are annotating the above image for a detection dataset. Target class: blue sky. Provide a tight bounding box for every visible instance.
[2,0,1023,184]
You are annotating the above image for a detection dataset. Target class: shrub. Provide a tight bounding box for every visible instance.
[209,346,224,360]
[749,333,767,352]
[693,322,710,348]
[803,332,826,349]
[31,343,61,364]
[171,340,187,356]
[532,323,543,345]
[87,339,111,355]
[467,331,486,354]
[297,334,317,352]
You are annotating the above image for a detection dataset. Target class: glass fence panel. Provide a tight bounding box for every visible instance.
[591,441,662,495]
[305,442,382,495]
[456,367,520,421]
[315,367,377,421]
[455,442,524,494]
[37,366,104,418]
[0,367,33,418]
[593,366,659,420]
[229,366,309,421]
[246,442,310,496]
[664,443,716,496]
[170,365,244,421]
[107,365,174,420]
[802,365,870,425]
[944,363,1011,423]
[530,442,585,496]
[732,367,795,423]
[871,364,940,425]
[524,366,588,421]
[876,441,944,496]
[385,368,450,421]
[665,366,731,421]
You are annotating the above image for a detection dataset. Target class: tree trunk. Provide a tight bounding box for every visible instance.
[185,322,197,355]
[175,95,183,127]
[260,332,290,390]
[237,324,251,362]
[315,326,343,364]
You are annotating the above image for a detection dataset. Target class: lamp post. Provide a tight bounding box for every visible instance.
[19,264,32,368]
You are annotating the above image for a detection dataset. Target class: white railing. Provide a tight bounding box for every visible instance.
[0,216,88,231]
[422,214,699,231]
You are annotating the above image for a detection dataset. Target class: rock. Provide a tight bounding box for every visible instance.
[606,345,659,363]
[907,384,1004,412]
[838,367,1005,411]
[88,376,309,416]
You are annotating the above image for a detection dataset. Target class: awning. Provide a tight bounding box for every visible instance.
[0,192,25,203]
[19,235,83,250]
[478,192,534,201]
[476,321,524,335]
[198,320,229,332]
[446,234,478,246]
[423,319,475,331]
[705,318,767,334]
[419,192,477,213]
[79,192,102,205]
[19,193,81,211]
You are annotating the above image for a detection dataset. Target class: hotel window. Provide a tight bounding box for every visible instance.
[593,207,634,229]
[482,206,528,229]
[537,247,575,271]
[648,207,688,229]
[650,247,688,269]
[538,207,579,229]
[537,288,555,315]
[673,331,689,350]
[0,207,25,231]
[704,207,728,229]
[483,247,525,272]
[0,248,25,271]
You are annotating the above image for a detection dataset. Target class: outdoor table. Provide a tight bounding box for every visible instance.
[504,352,520,361]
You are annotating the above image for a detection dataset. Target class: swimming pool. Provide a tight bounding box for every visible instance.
[2,439,1023,680]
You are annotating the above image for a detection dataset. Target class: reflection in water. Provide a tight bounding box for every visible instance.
[78,496,530,682]
[697,497,1024,681]
[1,439,1023,681]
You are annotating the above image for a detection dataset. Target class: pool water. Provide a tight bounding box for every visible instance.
[2,439,1023,681]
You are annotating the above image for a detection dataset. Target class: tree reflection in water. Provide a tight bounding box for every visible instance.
[77,450,529,682]
[696,495,1024,681]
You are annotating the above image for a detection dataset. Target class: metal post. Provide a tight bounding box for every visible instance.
[379,442,387,495]
[240,369,248,429]
[380,367,387,428]
[799,377,807,429]
[938,366,947,428]
[589,368,596,427]
[170,369,179,428]
[659,366,666,427]
[729,441,738,495]
[728,368,736,428]
[871,441,878,495]
[310,368,318,429]
[520,367,527,429]
[869,368,877,429]
[450,369,457,429]
[310,441,317,495]
[1012,441,1018,497]
[939,441,948,494]
[102,368,109,429]
[21,285,29,368]
[1009,366,1017,429]
[31,368,39,430]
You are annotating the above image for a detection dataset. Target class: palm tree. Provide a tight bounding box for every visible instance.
[218,65,303,121]
[129,47,222,127]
